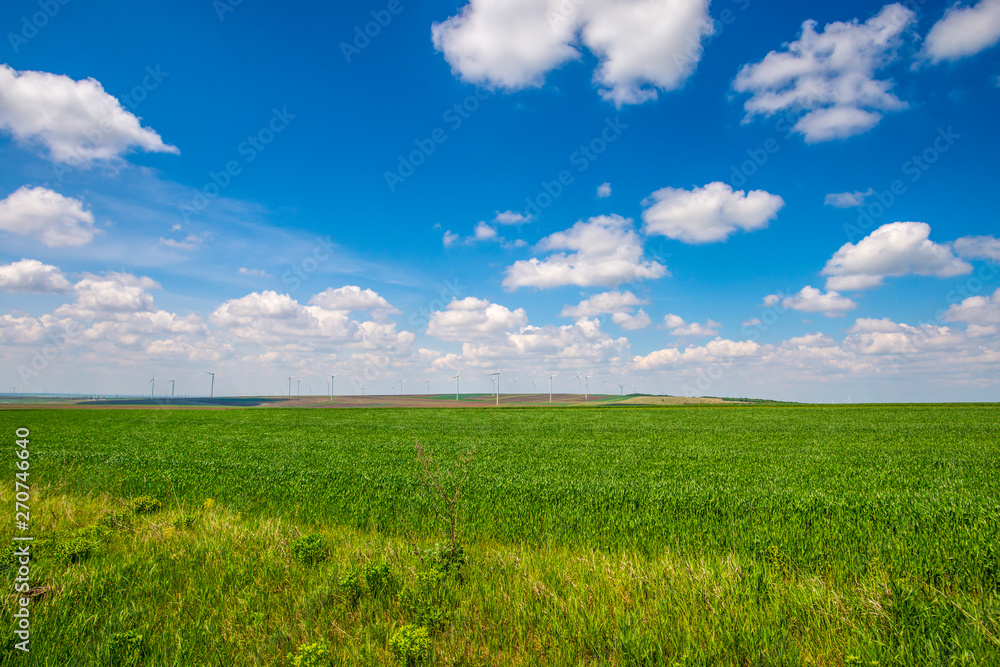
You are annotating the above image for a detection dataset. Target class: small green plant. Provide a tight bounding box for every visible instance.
[59,536,96,563]
[172,513,196,530]
[423,542,467,580]
[126,495,162,515]
[100,509,133,530]
[288,640,330,667]
[388,625,430,666]
[77,523,111,543]
[399,570,449,630]
[363,560,395,596]
[107,630,144,666]
[291,533,330,564]
[338,570,363,606]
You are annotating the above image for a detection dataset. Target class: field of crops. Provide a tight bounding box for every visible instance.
[8,405,998,584]
[2,404,999,664]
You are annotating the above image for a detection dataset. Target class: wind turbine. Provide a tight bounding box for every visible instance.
[149,377,156,399]
[545,370,556,403]
[489,365,502,406]
[453,371,461,401]
[618,383,624,396]
[584,375,590,400]
[531,380,537,393]
[398,378,404,396]
[206,371,215,398]
[574,371,583,395]
[512,376,519,394]
[330,374,336,401]
[425,379,430,395]
[169,379,176,399]
[630,383,635,395]
[361,384,365,396]
[296,378,301,396]
[602,379,608,395]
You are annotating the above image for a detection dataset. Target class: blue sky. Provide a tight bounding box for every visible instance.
[1,0,999,401]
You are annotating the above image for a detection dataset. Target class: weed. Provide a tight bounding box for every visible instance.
[389,624,430,666]
[291,533,330,564]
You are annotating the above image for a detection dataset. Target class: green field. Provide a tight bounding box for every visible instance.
[2,405,998,665]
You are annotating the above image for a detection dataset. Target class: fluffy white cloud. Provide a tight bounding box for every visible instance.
[597,182,612,198]
[493,210,533,225]
[309,285,398,313]
[944,288,1000,325]
[953,235,1000,260]
[431,0,714,105]
[923,0,1000,62]
[822,222,971,290]
[426,297,528,341]
[442,230,459,247]
[0,65,178,164]
[0,259,71,293]
[504,214,667,288]
[825,189,873,208]
[56,273,160,319]
[662,313,720,337]
[778,286,857,317]
[473,221,498,241]
[733,4,915,142]
[632,337,759,369]
[560,290,650,329]
[0,186,97,247]
[641,182,784,243]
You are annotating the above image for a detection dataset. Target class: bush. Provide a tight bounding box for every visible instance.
[100,510,133,530]
[389,625,430,666]
[107,630,144,666]
[289,640,330,667]
[363,560,395,596]
[126,496,162,515]
[424,542,467,580]
[59,536,96,563]
[173,513,196,530]
[338,570,363,606]
[399,570,449,630]
[291,533,329,565]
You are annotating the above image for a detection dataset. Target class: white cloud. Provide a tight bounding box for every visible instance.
[238,267,272,278]
[632,337,759,369]
[504,214,667,289]
[0,259,71,293]
[733,4,915,142]
[431,0,714,106]
[778,286,857,317]
[426,297,528,341]
[944,288,1000,325]
[309,285,398,313]
[560,290,651,329]
[0,65,178,164]
[823,222,971,290]
[923,0,1000,62]
[662,313,720,337]
[0,186,97,247]
[493,210,533,225]
[597,182,612,198]
[641,182,784,243]
[953,235,1000,260]
[56,272,160,319]
[443,230,459,247]
[473,221,498,241]
[825,188,874,208]
[158,232,210,250]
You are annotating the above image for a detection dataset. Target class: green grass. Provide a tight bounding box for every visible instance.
[1,405,998,665]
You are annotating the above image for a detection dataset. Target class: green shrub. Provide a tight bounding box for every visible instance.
[107,630,144,666]
[399,570,449,630]
[338,570,363,606]
[172,513,196,530]
[100,510,133,530]
[424,542,467,580]
[363,560,395,596]
[291,533,329,564]
[289,640,330,667]
[389,625,430,666]
[126,496,162,515]
[59,536,96,563]
[77,524,111,542]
